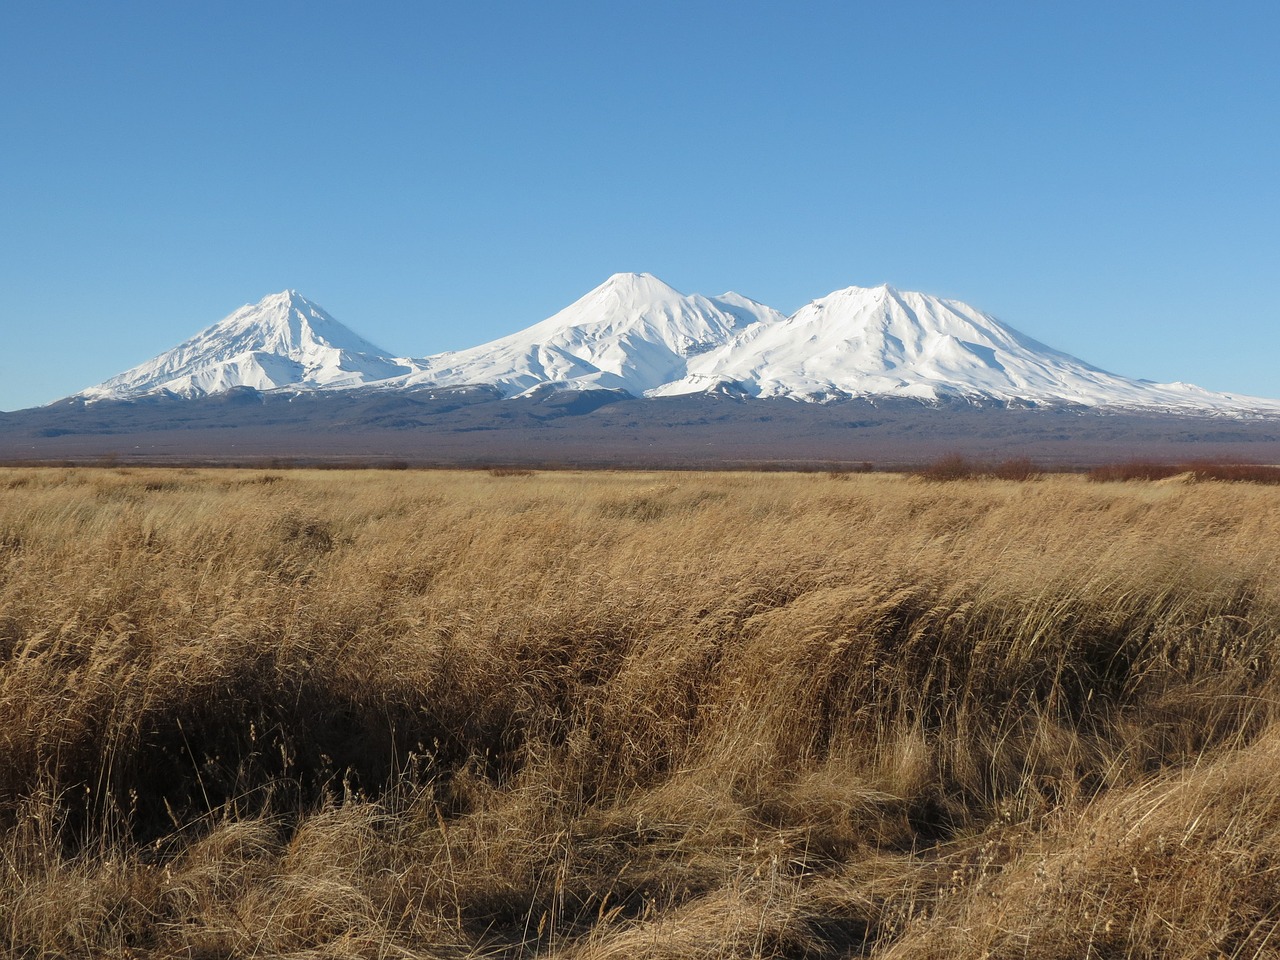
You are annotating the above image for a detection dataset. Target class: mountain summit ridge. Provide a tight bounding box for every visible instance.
[70,278,1280,416]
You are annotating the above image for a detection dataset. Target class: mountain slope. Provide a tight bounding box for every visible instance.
[655,284,1280,414]
[77,291,416,399]
[391,273,783,396]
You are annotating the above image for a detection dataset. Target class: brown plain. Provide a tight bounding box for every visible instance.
[2,467,1279,958]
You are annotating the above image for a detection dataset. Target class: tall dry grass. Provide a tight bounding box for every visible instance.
[1,466,1279,957]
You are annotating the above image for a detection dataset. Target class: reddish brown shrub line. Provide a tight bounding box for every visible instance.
[1086,460,1280,484]
[913,454,1042,482]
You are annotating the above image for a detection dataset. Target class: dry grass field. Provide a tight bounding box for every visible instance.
[2,466,1280,958]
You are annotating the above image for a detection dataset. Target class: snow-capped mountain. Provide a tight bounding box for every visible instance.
[654,284,1280,415]
[67,277,1280,417]
[77,290,416,399]
[389,272,783,397]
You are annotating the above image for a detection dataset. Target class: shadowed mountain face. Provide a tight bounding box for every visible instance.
[5,388,1280,468]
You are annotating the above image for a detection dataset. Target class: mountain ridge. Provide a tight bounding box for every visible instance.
[65,276,1280,417]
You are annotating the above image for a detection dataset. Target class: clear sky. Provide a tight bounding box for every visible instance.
[2,1,1277,411]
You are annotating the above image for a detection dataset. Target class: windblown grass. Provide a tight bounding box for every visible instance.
[2,467,1279,957]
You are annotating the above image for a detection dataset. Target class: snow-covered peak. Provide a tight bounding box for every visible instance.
[392,273,777,397]
[525,273,703,336]
[710,291,787,330]
[716,290,768,308]
[188,289,391,357]
[76,291,415,400]
[784,284,1065,360]
[655,283,1280,414]
[596,271,682,298]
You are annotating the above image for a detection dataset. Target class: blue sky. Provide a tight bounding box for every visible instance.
[2,1,1277,410]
